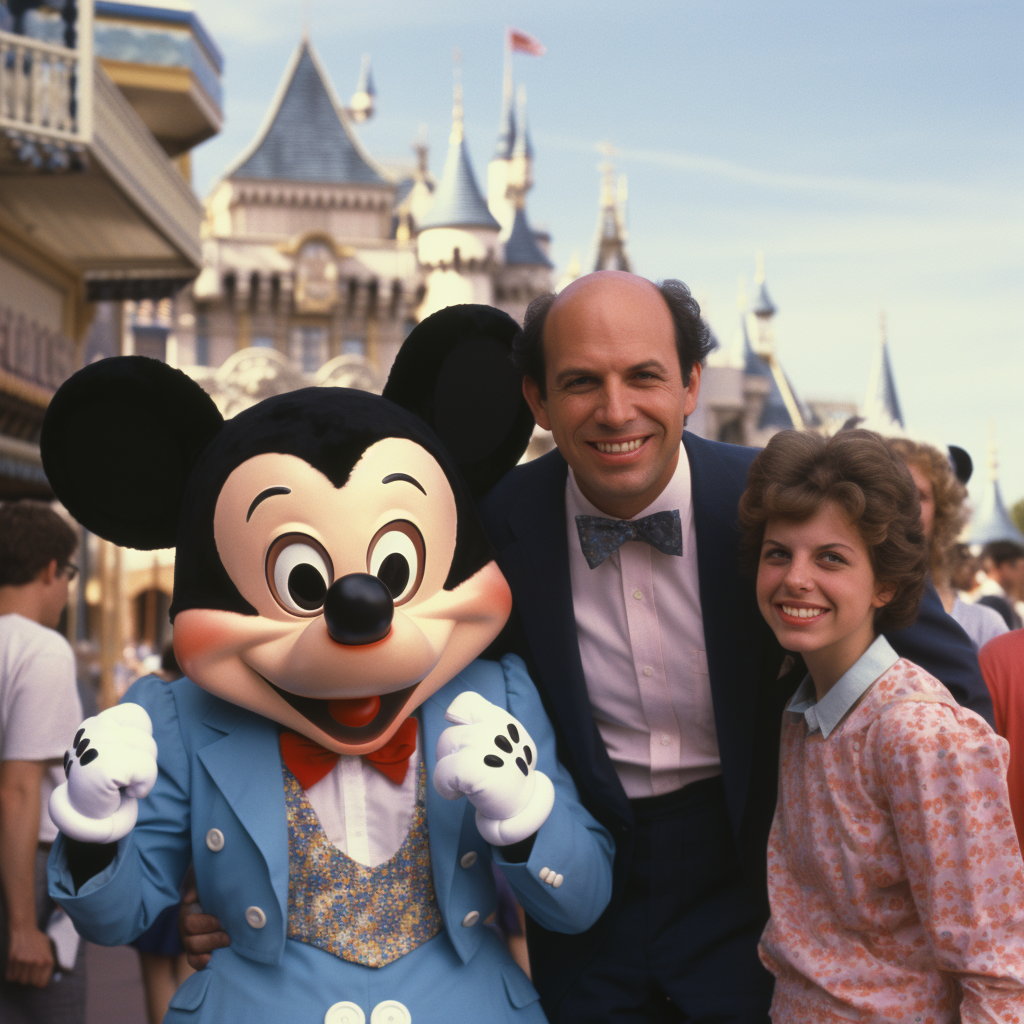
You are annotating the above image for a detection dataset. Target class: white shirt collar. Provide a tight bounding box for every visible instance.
[785,634,899,738]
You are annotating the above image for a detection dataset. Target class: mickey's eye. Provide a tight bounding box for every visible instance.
[367,520,425,605]
[266,533,334,616]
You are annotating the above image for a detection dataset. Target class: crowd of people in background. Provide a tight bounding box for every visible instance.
[2,272,1024,1023]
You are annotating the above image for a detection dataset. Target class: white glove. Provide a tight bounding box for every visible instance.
[48,703,158,844]
[434,691,554,846]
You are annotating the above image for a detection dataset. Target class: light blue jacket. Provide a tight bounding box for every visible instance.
[49,655,613,1023]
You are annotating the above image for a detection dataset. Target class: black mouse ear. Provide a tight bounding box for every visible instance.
[41,356,223,549]
[382,304,534,499]
[948,445,973,485]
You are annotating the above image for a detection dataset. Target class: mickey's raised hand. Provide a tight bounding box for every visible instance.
[434,691,555,846]
[48,703,158,844]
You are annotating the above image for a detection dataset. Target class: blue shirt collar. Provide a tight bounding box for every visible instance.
[785,634,899,738]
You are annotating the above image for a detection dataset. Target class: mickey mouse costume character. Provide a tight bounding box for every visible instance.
[42,306,614,1024]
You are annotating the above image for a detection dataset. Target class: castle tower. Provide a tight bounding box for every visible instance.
[417,80,502,318]
[970,439,1024,545]
[742,256,808,434]
[348,53,376,122]
[593,148,631,272]
[487,59,520,233]
[861,312,905,431]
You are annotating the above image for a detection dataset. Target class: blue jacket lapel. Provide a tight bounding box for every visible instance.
[197,708,290,929]
[683,431,773,834]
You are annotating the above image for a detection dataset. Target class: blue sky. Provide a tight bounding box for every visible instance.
[187,0,1024,514]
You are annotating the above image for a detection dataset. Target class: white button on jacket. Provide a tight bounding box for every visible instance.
[245,906,266,929]
[205,828,224,852]
[461,910,479,927]
[459,851,477,868]
[324,1001,365,1024]
[370,1000,412,1024]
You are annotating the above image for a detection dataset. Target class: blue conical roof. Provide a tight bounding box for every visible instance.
[495,86,516,159]
[228,42,385,185]
[863,339,904,429]
[504,207,552,267]
[742,321,815,430]
[419,130,499,231]
[751,281,777,317]
[970,467,1024,545]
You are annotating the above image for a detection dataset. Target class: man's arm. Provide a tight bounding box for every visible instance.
[0,759,54,988]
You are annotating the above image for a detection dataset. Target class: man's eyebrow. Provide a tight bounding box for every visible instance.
[554,360,668,384]
[382,473,426,495]
[246,486,291,522]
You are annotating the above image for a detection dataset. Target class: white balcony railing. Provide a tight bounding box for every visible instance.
[0,0,93,149]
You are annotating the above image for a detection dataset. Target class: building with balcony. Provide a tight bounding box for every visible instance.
[0,0,221,499]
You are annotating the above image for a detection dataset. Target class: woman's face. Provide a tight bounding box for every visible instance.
[905,461,935,543]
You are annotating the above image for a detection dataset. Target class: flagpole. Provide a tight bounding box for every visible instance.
[503,25,513,106]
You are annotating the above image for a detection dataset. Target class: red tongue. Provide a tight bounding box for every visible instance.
[328,696,381,728]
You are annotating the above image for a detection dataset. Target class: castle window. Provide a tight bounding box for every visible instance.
[366,278,379,316]
[248,272,260,312]
[389,280,402,318]
[292,326,327,373]
[195,311,209,366]
[269,274,281,311]
[222,273,236,305]
[343,338,365,356]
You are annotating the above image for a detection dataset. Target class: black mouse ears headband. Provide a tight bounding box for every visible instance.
[41,304,533,551]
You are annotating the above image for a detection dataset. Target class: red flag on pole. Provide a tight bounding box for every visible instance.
[508,28,545,56]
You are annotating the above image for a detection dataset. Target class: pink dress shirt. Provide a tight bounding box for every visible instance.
[760,653,1024,1023]
[565,445,720,798]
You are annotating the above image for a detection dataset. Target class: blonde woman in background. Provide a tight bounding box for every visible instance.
[888,437,1007,649]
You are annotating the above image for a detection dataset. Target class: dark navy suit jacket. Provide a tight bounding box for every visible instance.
[478,431,993,1012]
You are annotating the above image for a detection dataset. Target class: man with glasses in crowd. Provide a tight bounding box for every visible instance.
[0,500,84,1024]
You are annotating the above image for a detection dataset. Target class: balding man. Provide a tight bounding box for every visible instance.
[479,271,992,1023]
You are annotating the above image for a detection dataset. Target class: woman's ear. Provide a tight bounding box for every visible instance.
[382,304,535,500]
[41,356,223,550]
[872,583,897,609]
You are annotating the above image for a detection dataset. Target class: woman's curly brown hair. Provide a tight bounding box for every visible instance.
[737,429,928,632]
[885,436,968,588]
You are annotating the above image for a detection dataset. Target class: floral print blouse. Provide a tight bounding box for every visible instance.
[759,655,1024,1023]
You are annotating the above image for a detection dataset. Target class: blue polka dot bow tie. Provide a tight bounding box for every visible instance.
[575,509,683,570]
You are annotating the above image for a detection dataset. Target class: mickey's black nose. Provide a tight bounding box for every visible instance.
[323,573,394,646]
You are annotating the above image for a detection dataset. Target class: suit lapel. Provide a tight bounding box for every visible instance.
[420,691,477,923]
[684,432,768,833]
[197,706,290,928]
[498,452,630,820]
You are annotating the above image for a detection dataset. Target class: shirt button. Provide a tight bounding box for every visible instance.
[245,906,266,929]
[370,1002,412,1024]
[633,589,643,600]
[462,910,480,927]
[205,828,224,852]
[643,666,653,677]
[460,850,478,869]
[660,736,670,747]
[324,1002,365,1024]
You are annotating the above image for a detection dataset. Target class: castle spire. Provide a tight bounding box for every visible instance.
[970,432,1024,544]
[862,312,904,430]
[593,143,631,272]
[419,72,499,232]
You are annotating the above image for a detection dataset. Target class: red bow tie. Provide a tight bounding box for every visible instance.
[279,718,418,789]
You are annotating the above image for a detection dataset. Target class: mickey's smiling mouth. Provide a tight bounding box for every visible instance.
[267,680,420,744]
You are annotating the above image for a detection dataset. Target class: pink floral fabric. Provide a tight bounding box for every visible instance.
[760,658,1024,1023]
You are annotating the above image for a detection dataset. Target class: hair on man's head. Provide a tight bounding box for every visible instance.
[982,539,1024,566]
[513,278,716,397]
[737,429,928,633]
[0,501,77,587]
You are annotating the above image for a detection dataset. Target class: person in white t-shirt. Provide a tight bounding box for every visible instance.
[0,500,84,1024]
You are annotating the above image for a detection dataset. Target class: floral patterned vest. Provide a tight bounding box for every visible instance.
[282,758,444,967]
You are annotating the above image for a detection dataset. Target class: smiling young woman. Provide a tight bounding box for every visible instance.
[737,429,1024,1023]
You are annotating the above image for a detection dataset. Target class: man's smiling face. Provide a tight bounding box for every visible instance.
[523,272,701,520]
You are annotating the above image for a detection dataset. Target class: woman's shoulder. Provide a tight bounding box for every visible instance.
[864,659,1006,765]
